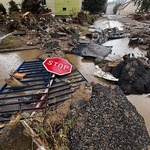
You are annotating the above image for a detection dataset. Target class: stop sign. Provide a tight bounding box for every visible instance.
[43,57,72,75]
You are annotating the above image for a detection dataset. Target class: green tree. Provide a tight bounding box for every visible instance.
[0,3,6,15]
[22,0,41,14]
[9,0,19,13]
[133,0,150,12]
[82,0,107,14]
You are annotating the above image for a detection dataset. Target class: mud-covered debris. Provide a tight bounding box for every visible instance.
[5,77,24,87]
[68,84,150,149]
[0,122,33,150]
[111,58,150,94]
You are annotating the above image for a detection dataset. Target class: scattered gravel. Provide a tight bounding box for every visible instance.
[68,84,150,150]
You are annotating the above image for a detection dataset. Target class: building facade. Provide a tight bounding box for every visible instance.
[1,0,82,15]
[46,0,82,15]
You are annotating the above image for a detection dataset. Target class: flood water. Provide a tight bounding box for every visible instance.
[0,49,43,88]
[103,38,146,59]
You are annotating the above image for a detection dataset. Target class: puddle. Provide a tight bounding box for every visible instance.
[0,49,43,88]
[127,94,150,135]
[66,54,112,86]
[103,38,146,60]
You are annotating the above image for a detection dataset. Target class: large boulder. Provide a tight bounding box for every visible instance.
[111,58,150,94]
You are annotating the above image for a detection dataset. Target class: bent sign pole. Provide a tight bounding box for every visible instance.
[30,57,72,117]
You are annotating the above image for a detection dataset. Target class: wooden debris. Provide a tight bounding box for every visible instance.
[5,77,24,87]
[21,120,46,150]
[13,72,26,79]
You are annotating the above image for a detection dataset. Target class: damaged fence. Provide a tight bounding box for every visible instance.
[0,60,86,123]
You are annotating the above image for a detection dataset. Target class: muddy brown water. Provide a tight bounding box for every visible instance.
[0,49,43,88]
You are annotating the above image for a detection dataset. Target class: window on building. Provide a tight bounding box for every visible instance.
[63,8,66,11]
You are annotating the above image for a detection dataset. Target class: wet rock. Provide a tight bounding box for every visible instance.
[68,84,150,150]
[111,58,150,94]
[128,38,139,45]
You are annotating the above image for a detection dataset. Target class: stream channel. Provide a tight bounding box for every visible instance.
[0,15,150,135]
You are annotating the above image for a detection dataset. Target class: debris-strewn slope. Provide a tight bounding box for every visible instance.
[68,84,150,150]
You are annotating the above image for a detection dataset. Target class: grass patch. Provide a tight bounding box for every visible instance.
[79,25,89,32]
[0,35,25,49]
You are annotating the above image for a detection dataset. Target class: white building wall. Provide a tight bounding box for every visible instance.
[45,0,55,13]
[79,0,83,11]
[106,3,116,15]
[117,2,137,15]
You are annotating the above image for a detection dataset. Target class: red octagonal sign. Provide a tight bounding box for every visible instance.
[43,57,72,75]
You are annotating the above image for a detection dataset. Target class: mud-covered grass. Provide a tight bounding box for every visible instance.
[32,112,73,150]
[0,35,25,50]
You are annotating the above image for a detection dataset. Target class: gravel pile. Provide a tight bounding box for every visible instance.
[68,84,150,150]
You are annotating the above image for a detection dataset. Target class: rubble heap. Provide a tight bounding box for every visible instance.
[68,84,150,149]
[111,58,150,94]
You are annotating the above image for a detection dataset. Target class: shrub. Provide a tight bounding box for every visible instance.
[9,0,19,14]
[0,3,6,15]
